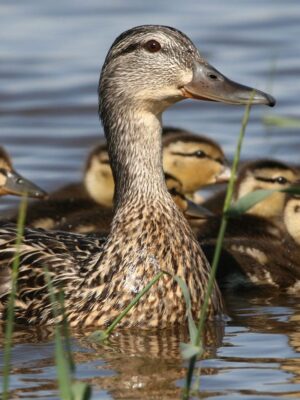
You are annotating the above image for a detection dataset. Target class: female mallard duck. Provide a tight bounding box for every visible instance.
[0,146,46,200]
[22,127,229,230]
[203,159,298,222]
[0,25,274,327]
[197,181,300,292]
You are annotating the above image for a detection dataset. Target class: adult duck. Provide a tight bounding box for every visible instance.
[0,25,274,327]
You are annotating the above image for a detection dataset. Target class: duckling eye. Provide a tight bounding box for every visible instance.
[194,150,206,158]
[144,40,161,53]
[276,176,288,184]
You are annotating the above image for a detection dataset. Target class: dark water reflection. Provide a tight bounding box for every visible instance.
[0,0,300,398]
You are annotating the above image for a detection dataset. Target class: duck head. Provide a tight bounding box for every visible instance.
[234,159,298,219]
[84,142,114,207]
[283,181,300,245]
[99,25,275,118]
[162,127,230,194]
[0,147,47,199]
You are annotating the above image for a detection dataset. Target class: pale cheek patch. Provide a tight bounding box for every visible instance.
[0,174,6,187]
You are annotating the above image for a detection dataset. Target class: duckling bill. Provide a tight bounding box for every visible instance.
[0,147,46,199]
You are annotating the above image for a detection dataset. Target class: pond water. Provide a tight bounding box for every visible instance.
[0,0,300,398]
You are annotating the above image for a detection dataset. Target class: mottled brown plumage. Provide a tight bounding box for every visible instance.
[0,25,273,327]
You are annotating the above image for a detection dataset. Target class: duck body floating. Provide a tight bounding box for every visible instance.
[0,25,274,328]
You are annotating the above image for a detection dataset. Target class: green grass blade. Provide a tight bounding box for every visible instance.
[43,267,73,400]
[173,275,197,345]
[2,196,27,400]
[227,186,300,216]
[71,382,92,400]
[263,115,300,128]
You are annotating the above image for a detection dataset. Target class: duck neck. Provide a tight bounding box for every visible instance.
[102,104,168,208]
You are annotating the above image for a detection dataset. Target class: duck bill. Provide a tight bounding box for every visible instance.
[185,199,214,219]
[182,62,276,107]
[215,165,231,183]
[4,170,47,199]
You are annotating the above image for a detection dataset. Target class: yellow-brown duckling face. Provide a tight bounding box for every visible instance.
[84,144,114,207]
[235,160,298,219]
[283,183,300,245]
[165,172,213,218]
[0,146,47,198]
[162,135,230,194]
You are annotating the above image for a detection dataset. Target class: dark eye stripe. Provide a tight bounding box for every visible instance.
[170,151,223,163]
[116,43,140,57]
[256,176,290,184]
[0,168,7,176]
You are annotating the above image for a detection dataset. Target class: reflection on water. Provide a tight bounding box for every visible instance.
[1,0,300,398]
[1,295,300,399]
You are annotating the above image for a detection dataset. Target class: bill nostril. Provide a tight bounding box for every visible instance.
[208,74,218,80]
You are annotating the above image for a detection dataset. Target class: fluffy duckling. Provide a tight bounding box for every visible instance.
[23,128,229,230]
[162,126,231,201]
[0,146,46,200]
[282,184,300,254]
[203,159,298,222]
[197,182,300,293]
[0,25,274,328]
[15,142,111,229]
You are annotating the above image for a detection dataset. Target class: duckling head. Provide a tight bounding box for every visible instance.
[283,181,300,245]
[162,127,230,194]
[234,159,298,219]
[165,172,213,219]
[84,142,114,207]
[0,146,47,198]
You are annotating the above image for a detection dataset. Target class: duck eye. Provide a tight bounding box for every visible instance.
[276,176,288,184]
[144,40,161,53]
[194,150,206,158]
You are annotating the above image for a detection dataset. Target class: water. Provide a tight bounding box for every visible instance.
[0,0,300,398]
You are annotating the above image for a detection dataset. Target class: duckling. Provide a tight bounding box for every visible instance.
[23,128,229,230]
[283,187,300,247]
[0,146,46,200]
[162,126,231,202]
[12,141,111,229]
[0,25,274,328]
[203,159,298,223]
[197,183,300,293]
